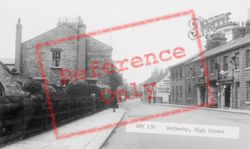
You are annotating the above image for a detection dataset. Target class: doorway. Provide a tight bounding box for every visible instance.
[224,85,231,107]
[200,86,206,104]
[198,86,206,105]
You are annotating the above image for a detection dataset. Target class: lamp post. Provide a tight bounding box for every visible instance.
[200,67,206,106]
[219,69,227,108]
[230,56,236,81]
[215,63,221,108]
[229,56,236,109]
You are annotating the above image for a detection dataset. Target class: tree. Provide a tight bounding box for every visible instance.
[107,71,123,111]
[110,72,123,90]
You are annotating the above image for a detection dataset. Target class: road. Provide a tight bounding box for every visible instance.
[102,99,250,149]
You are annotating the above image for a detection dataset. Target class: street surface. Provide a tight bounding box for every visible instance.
[102,99,250,149]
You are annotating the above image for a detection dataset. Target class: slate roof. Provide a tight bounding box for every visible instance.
[169,51,205,68]
[0,60,13,74]
[190,34,250,63]
[142,69,169,84]
[22,23,112,50]
[0,58,15,65]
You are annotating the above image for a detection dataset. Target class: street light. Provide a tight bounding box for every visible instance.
[200,67,206,106]
[230,56,236,81]
[229,56,236,109]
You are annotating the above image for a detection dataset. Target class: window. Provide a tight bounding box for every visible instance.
[179,67,182,78]
[223,56,228,71]
[179,86,182,98]
[246,50,250,68]
[175,69,178,79]
[199,65,204,76]
[171,70,174,79]
[235,52,240,70]
[191,67,195,77]
[193,85,196,97]
[210,59,215,73]
[52,51,61,67]
[176,86,178,100]
[188,85,191,97]
[191,68,193,77]
[172,87,175,99]
[247,81,250,102]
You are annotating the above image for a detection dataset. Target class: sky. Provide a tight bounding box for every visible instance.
[0,0,249,83]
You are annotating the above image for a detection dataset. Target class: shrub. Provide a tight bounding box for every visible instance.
[51,84,64,94]
[0,96,23,114]
[40,85,59,103]
[65,82,101,97]
[23,80,42,95]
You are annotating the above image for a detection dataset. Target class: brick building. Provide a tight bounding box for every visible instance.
[170,18,250,110]
[0,17,112,96]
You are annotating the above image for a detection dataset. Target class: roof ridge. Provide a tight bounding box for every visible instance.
[22,24,79,45]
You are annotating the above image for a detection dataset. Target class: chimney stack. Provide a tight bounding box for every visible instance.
[246,9,250,34]
[232,25,246,40]
[206,33,227,50]
[76,16,87,81]
[15,18,22,74]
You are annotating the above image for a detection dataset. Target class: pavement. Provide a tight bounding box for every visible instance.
[102,99,250,149]
[154,102,250,115]
[2,108,126,149]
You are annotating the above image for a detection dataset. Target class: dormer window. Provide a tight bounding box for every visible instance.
[51,48,62,68]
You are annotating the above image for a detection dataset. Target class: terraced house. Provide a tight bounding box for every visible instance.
[170,17,250,110]
[141,68,170,103]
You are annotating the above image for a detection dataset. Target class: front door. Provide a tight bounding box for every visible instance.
[224,85,231,107]
[199,86,205,105]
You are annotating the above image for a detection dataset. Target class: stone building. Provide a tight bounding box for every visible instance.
[169,62,186,104]
[170,16,250,110]
[141,68,170,103]
[0,61,24,96]
[0,17,112,96]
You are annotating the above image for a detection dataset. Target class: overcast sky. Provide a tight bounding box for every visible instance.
[0,0,249,83]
